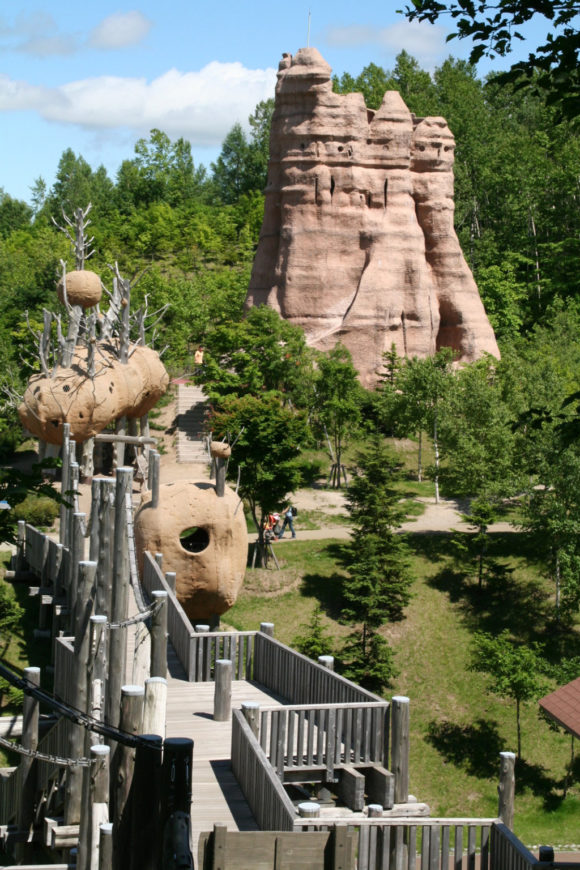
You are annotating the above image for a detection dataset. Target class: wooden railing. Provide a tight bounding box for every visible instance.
[25,524,52,581]
[231,709,295,832]
[258,701,389,779]
[490,822,540,870]
[253,632,384,705]
[0,766,17,824]
[0,717,73,825]
[188,631,255,681]
[294,817,498,870]
[142,552,258,681]
[142,551,195,676]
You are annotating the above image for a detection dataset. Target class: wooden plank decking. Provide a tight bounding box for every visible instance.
[164,646,284,850]
[124,592,286,850]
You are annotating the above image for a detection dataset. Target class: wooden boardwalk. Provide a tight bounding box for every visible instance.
[164,647,283,850]
[124,593,285,849]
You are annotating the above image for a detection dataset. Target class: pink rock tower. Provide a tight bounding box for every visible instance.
[245,48,499,385]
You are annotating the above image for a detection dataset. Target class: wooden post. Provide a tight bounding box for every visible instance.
[318,655,334,671]
[69,512,87,625]
[160,738,194,870]
[60,423,71,547]
[65,561,97,825]
[214,660,232,721]
[112,685,145,870]
[78,743,110,870]
[154,552,163,570]
[143,677,167,739]
[298,801,320,818]
[106,467,133,733]
[89,615,108,723]
[69,457,80,515]
[15,666,40,861]
[498,751,516,829]
[91,478,115,621]
[241,702,260,739]
[114,686,144,822]
[151,590,168,678]
[149,451,160,509]
[260,622,275,637]
[99,823,113,870]
[215,456,227,498]
[165,571,176,595]
[53,541,65,599]
[129,735,163,870]
[391,696,410,804]
[368,804,383,817]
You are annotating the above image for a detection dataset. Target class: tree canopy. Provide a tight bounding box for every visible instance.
[401,1,580,120]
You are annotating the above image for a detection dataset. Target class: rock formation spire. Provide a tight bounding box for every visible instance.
[246,48,499,385]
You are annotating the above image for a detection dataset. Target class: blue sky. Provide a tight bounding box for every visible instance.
[0,1,551,204]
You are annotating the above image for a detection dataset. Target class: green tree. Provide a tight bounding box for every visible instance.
[438,356,519,584]
[314,344,362,488]
[393,349,455,496]
[292,606,334,660]
[523,444,580,623]
[0,191,32,238]
[338,437,413,692]
[198,306,315,410]
[47,149,115,220]
[402,0,580,121]
[470,630,548,757]
[211,121,267,204]
[209,392,309,564]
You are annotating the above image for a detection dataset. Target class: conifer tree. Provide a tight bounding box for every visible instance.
[339,436,414,692]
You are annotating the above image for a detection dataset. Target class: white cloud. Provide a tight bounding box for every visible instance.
[0,62,277,145]
[0,10,151,56]
[89,11,152,49]
[326,20,449,67]
[0,10,78,56]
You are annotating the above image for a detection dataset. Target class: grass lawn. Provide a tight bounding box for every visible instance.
[227,532,580,848]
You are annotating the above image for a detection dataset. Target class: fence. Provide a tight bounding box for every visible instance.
[231,709,296,831]
[294,817,498,870]
[257,701,389,780]
[253,633,384,706]
[141,552,257,682]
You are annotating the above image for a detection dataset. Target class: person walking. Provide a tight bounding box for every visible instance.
[278,504,296,539]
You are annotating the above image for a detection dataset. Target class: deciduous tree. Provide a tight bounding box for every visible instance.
[470,630,548,757]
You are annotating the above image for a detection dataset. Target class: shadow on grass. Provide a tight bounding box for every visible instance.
[427,717,503,779]
[427,718,563,809]
[420,531,555,644]
[403,531,458,564]
[300,542,349,621]
[515,758,564,810]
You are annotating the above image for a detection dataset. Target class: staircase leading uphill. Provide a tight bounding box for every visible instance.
[176,383,210,463]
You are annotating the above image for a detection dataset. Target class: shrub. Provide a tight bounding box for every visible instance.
[12,495,59,527]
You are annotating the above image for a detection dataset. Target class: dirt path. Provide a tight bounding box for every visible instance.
[248,488,516,542]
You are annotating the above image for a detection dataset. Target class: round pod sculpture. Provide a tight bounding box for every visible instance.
[134,479,248,622]
[57,270,103,309]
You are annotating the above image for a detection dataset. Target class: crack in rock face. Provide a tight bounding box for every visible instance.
[246,47,499,386]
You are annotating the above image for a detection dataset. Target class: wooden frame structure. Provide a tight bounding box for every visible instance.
[0,452,575,870]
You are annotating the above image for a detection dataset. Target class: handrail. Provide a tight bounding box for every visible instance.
[231,709,295,831]
[491,822,539,869]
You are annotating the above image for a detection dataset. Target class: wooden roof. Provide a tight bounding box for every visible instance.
[539,677,580,739]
